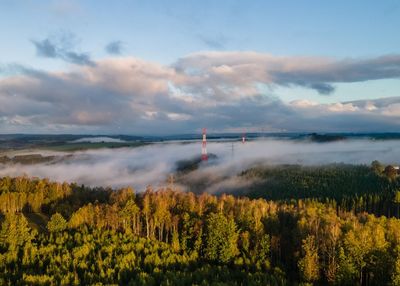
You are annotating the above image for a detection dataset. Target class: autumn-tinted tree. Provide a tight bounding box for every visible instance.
[47,213,67,232]
[385,165,398,181]
[298,235,320,283]
[1,174,400,285]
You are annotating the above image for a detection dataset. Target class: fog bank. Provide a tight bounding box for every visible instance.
[0,139,399,191]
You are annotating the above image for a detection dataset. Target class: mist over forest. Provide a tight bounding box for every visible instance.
[1,138,399,192]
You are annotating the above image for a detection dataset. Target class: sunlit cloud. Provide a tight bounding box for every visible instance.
[1,52,400,133]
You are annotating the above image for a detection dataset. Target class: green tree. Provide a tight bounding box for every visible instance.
[335,247,357,286]
[0,213,34,250]
[47,213,67,233]
[392,246,400,286]
[298,235,320,283]
[371,160,384,175]
[204,213,239,263]
[119,199,140,233]
[256,234,271,269]
[171,231,180,252]
[394,191,400,218]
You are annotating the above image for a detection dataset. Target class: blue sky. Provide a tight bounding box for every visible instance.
[2,1,399,60]
[0,0,400,134]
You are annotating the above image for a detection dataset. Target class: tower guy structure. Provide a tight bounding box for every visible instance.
[201,128,208,161]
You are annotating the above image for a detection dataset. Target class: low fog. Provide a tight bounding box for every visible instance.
[70,137,127,143]
[0,138,400,192]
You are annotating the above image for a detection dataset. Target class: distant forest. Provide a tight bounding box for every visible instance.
[1,161,400,285]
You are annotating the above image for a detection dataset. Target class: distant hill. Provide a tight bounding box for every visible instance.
[175,153,218,173]
[305,133,346,142]
[2,132,400,152]
[0,134,145,152]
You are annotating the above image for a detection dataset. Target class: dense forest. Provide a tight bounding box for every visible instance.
[240,162,400,217]
[1,161,400,285]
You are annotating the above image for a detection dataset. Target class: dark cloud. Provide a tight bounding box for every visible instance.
[32,39,57,58]
[176,52,400,95]
[198,34,228,49]
[309,83,335,95]
[63,51,93,66]
[105,41,124,55]
[276,55,400,94]
[31,33,95,66]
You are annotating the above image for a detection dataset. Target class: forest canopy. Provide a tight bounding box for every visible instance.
[0,161,400,285]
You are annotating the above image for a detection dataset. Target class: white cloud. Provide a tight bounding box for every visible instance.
[327,103,359,112]
[290,99,319,108]
[365,101,378,111]
[381,103,400,117]
[1,52,400,133]
[166,113,192,121]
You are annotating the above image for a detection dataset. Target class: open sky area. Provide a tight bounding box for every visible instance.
[0,0,399,134]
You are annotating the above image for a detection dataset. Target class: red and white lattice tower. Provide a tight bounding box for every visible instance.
[242,133,246,144]
[201,128,208,161]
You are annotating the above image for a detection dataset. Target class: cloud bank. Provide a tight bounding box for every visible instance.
[1,52,400,133]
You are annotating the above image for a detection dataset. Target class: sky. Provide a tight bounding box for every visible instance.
[0,0,399,134]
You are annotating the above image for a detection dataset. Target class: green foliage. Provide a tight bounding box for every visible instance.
[371,160,384,175]
[47,212,67,233]
[256,234,271,269]
[1,174,400,284]
[394,191,400,204]
[392,247,400,286]
[171,231,180,253]
[298,235,319,283]
[241,163,400,218]
[241,163,396,201]
[0,212,34,250]
[336,247,357,285]
[204,213,239,263]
